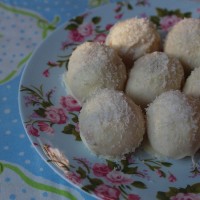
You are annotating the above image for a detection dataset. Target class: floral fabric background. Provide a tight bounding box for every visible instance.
[1,0,200,200]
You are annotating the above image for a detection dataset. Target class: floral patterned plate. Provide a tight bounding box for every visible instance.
[19,0,200,199]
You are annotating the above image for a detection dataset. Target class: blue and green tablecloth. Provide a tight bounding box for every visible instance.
[1,1,200,200]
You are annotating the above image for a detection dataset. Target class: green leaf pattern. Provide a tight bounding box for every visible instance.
[150,7,192,31]
[21,85,81,138]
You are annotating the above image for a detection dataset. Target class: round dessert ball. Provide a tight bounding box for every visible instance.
[79,88,145,160]
[164,18,200,73]
[64,42,127,105]
[146,90,200,159]
[105,17,161,68]
[183,67,200,98]
[125,52,184,108]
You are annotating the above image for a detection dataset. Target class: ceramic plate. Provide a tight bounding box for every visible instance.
[19,0,200,199]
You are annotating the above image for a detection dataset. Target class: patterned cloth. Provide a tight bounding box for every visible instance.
[1,1,200,200]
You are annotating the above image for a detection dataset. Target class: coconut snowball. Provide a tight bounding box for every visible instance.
[183,67,200,98]
[125,52,184,108]
[164,18,200,73]
[105,17,161,68]
[79,89,145,160]
[64,42,127,105]
[146,90,200,159]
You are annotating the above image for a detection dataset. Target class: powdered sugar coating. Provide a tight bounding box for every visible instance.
[164,18,200,73]
[64,42,127,105]
[146,90,200,159]
[105,17,161,67]
[125,52,184,108]
[79,89,145,160]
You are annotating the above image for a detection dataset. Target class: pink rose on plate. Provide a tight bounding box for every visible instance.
[170,193,200,200]
[128,194,141,200]
[160,15,182,31]
[156,169,164,177]
[68,29,84,42]
[26,124,39,137]
[60,96,81,112]
[47,61,59,67]
[65,172,82,185]
[115,13,123,19]
[94,184,120,200]
[78,23,94,37]
[105,24,113,31]
[94,33,107,43]
[38,121,54,134]
[168,173,177,182]
[42,69,49,77]
[45,106,67,124]
[92,163,112,177]
[106,170,133,185]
